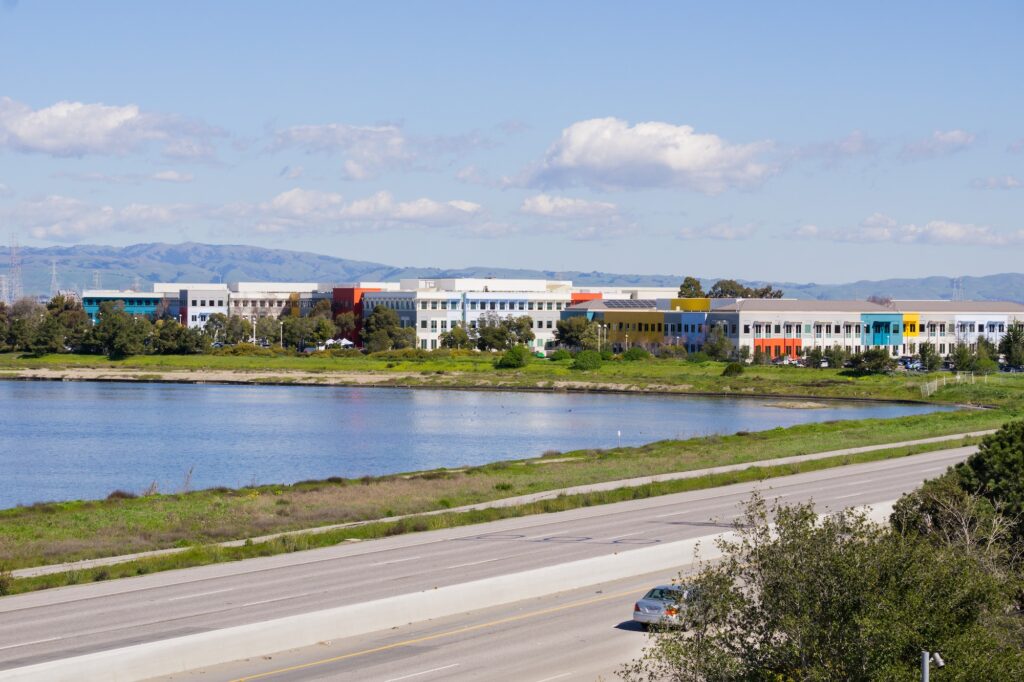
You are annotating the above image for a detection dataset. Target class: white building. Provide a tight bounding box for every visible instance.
[227,282,324,321]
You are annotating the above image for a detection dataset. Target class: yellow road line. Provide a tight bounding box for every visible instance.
[230,587,640,681]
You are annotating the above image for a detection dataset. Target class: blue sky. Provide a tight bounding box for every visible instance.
[0,1,1021,282]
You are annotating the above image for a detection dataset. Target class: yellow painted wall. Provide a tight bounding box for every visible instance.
[902,312,920,337]
[668,297,711,312]
[602,311,666,345]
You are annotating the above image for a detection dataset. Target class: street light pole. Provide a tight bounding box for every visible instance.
[279,321,283,347]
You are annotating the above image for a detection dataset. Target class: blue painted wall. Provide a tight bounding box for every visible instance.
[861,313,904,348]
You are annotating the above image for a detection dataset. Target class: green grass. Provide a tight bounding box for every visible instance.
[3,350,1022,405]
[0,434,990,596]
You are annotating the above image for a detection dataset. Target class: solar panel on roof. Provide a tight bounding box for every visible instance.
[604,299,656,309]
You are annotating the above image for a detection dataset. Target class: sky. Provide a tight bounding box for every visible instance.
[0,1,1022,283]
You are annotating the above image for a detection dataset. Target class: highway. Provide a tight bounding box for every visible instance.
[0,447,969,678]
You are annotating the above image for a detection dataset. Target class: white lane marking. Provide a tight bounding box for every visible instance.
[240,594,304,608]
[0,636,61,651]
[608,531,646,540]
[445,557,504,569]
[165,588,235,602]
[385,663,460,682]
[370,556,422,567]
[834,492,865,500]
[651,503,729,519]
[533,674,573,682]
[921,466,949,472]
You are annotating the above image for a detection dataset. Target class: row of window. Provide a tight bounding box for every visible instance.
[190,299,225,307]
[421,319,557,331]
[414,300,566,312]
[83,298,160,307]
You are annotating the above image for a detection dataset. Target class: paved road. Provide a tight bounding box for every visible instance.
[161,570,681,682]
[0,447,969,674]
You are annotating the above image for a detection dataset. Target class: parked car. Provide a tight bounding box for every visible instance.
[632,584,699,629]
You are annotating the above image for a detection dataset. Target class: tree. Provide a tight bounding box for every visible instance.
[554,316,599,350]
[621,495,1024,682]
[494,345,532,369]
[505,315,535,346]
[702,324,732,361]
[475,312,513,351]
[0,302,9,351]
[364,328,392,353]
[224,315,252,344]
[255,316,280,345]
[7,298,46,351]
[918,341,942,371]
[677,276,705,298]
[803,346,824,368]
[308,299,333,320]
[46,295,89,351]
[28,315,66,356]
[93,301,150,359]
[334,312,356,341]
[363,305,413,349]
[823,344,850,369]
[951,342,975,371]
[999,323,1024,366]
[951,420,1024,543]
[152,319,208,354]
[850,347,896,373]
[622,346,651,361]
[707,279,784,299]
[439,324,473,349]
[391,326,417,349]
[282,316,315,350]
[570,349,602,370]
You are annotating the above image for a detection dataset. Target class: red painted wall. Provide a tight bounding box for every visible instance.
[571,292,603,304]
[332,287,380,345]
[753,337,802,358]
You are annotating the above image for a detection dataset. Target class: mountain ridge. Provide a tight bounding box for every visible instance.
[2,242,1021,303]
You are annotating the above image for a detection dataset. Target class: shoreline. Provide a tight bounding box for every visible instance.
[0,366,954,407]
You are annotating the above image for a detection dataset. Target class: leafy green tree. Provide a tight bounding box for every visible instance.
[153,319,208,354]
[311,318,335,346]
[494,345,532,369]
[282,315,315,349]
[334,312,356,341]
[256,315,284,346]
[999,323,1024,366]
[0,301,9,351]
[7,298,46,351]
[621,495,1024,682]
[363,305,414,349]
[46,295,89,351]
[677,276,705,298]
[554,316,599,350]
[702,324,732,361]
[28,315,66,356]
[850,347,896,373]
[364,328,392,353]
[308,299,333,320]
[622,346,651,361]
[505,315,535,346]
[570,349,602,370]
[951,342,975,371]
[204,313,229,343]
[951,421,1024,542]
[803,346,824,368]
[707,279,784,299]
[439,324,473,349]
[974,343,999,374]
[93,301,151,359]
[391,326,417,349]
[918,341,942,371]
[475,312,513,351]
[722,362,744,377]
[823,345,850,368]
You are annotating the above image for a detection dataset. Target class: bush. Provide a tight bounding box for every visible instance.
[687,351,711,363]
[368,348,430,361]
[549,349,571,361]
[106,489,138,500]
[622,346,651,361]
[571,350,602,370]
[722,362,745,377]
[657,345,688,359]
[0,567,11,596]
[494,345,532,369]
[600,349,614,361]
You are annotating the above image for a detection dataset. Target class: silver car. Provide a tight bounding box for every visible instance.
[632,584,693,629]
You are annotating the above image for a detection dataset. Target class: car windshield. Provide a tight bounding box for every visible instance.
[644,588,681,601]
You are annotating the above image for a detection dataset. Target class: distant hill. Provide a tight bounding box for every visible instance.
[1,242,1022,303]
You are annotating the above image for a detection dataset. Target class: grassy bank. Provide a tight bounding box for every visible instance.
[1,350,1018,403]
[0,434,989,596]
[0,406,1010,572]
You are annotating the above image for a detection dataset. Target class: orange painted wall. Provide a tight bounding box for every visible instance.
[753,337,802,358]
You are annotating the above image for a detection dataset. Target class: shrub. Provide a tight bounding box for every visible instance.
[657,345,688,359]
[687,351,710,363]
[622,346,651,361]
[494,345,532,369]
[571,350,602,370]
[106,489,138,500]
[600,349,615,361]
[722,362,745,377]
[0,567,11,596]
[549,349,571,361]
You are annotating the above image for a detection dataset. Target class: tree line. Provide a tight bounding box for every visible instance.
[678,276,785,299]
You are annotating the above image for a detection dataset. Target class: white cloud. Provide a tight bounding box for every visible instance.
[526,117,775,193]
[798,130,881,165]
[6,194,193,241]
[970,175,1021,190]
[152,170,194,183]
[520,194,618,218]
[679,222,757,241]
[0,97,223,159]
[901,129,976,160]
[794,212,1024,247]
[271,122,488,180]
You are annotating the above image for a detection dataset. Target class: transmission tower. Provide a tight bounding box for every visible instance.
[0,274,8,305]
[49,259,59,298]
[8,235,23,302]
[952,277,965,302]
[92,270,102,289]
[131,275,142,291]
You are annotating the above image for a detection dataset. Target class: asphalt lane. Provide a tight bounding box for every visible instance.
[157,569,684,682]
[0,447,969,671]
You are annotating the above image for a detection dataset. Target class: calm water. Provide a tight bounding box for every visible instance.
[0,381,950,508]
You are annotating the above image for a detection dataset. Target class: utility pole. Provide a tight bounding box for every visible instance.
[921,650,944,681]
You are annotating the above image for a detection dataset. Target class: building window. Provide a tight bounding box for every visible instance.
[421,320,427,329]
[499,302,506,310]
[490,302,496,310]
[191,315,197,321]
[774,324,781,334]
[430,320,437,330]
[519,302,525,310]
[546,320,552,328]
[743,324,750,334]
[547,302,553,310]
[527,302,534,310]
[191,299,197,306]
[440,301,447,310]
[731,325,737,334]
[431,301,438,309]
[421,302,428,310]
